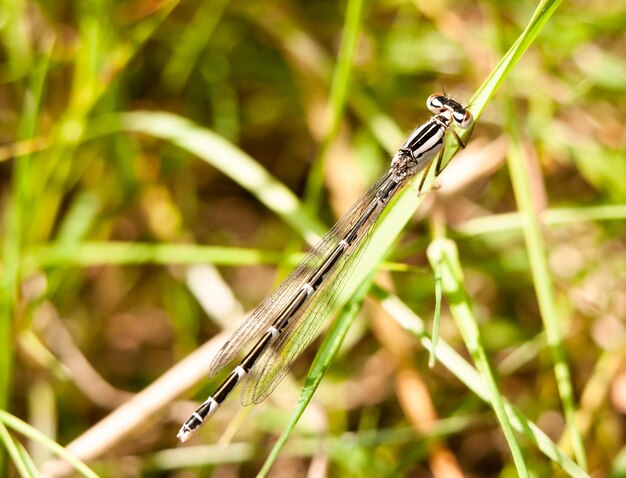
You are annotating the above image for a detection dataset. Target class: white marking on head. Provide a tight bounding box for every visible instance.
[427,93,447,114]
[453,109,473,129]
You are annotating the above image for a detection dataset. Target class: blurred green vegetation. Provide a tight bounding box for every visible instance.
[1,0,625,477]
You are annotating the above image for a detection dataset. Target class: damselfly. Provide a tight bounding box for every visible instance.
[178,93,473,442]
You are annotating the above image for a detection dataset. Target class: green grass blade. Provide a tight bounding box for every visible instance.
[370,286,589,478]
[258,273,375,478]
[14,440,39,478]
[0,0,32,79]
[427,239,530,477]
[470,0,564,119]
[503,96,587,468]
[0,423,35,478]
[305,0,365,209]
[0,410,98,478]
[143,443,255,471]
[428,253,443,368]
[239,4,404,154]
[25,243,284,270]
[28,1,180,241]
[161,0,231,92]
[609,445,626,478]
[117,111,326,243]
[324,0,364,142]
[24,242,413,279]
[456,204,626,237]
[439,0,564,173]
[0,32,52,474]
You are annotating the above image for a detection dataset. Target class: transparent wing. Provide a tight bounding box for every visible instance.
[209,171,393,378]
[240,190,388,405]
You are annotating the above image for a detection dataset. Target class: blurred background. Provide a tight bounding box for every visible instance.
[1,0,625,476]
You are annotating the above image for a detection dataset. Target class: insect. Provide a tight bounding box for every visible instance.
[178,93,473,442]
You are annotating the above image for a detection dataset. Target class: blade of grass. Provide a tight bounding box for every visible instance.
[609,445,626,478]
[470,0,564,118]
[145,418,475,472]
[427,238,529,478]
[161,0,231,91]
[370,285,589,478]
[0,0,32,80]
[26,243,285,270]
[143,443,255,471]
[0,33,52,473]
[428,255,443,368]
[116,112,326,244]
[14,441,39,478]
[244,3,406,153]
[0,423,34,478]
[0,411,98,478]
[30,0,115,241]
[258,272,375,478]
[29,0,181,241]
[438,0,564,173]
[41,192,104,302]
[456,204,626,237]
[304,0,365,209]
[503,95,587,468]
[24,243,415,283]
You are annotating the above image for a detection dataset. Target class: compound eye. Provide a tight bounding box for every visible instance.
[454,109,473,129]
[427,93,446,114]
